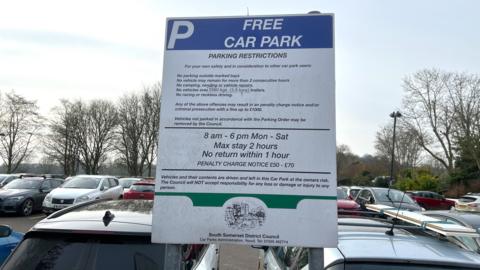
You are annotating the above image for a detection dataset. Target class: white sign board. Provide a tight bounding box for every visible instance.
[153,14,337,247]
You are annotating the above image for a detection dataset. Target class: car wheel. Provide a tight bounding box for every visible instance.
[19,199,34,216]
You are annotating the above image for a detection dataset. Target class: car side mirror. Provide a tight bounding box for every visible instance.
[0,225,12,237]
[100,186,104,191]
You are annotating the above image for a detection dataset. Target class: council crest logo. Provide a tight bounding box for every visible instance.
[224,201,266,230]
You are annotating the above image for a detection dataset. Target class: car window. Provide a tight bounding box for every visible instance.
[283,247,308,270]
[41,181,51,190]
[51,180,63,188]
[344,263,478,270]
[375,189,415,204]
[108,178,118,187]
[358,190,369,200]
[130,184,155,192]
[2,235,167,270]
[119,178,139,188]
[63,177,101,189]
[2,237,90,270]
[102,179,110,190]
[337,189,348,199]
[459,196,477,203]
[4,179,42,189]
[350,189,360,198]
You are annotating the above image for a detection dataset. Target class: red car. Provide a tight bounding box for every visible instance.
[337,188,361,214]
[406,191,455,210]
[123,180,155,200]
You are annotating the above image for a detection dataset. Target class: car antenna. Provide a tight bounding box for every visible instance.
[386,191,411,236]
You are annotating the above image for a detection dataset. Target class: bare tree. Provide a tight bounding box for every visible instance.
[444,72,480,171]
[116,83,161,177]
[374,123,423,169]
[141,84,161,177]
[116,93,146,176]
[44,99,81,176]
[77,100,118,174]
[402,69,456,174]
[0,92,42,173]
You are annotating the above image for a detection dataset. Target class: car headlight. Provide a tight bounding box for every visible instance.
[7,196,25,201]
[75,195,90,203]
[44,194,52,203]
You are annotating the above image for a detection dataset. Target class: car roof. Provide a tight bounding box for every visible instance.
[119,177,142,180]
[74,175,115,179]
[328,218,480,268]
[133,180,155,185]
[424,210,480,229]
[32,200,153,235]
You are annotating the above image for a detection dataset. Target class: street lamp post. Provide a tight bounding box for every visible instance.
[389,111,402,186]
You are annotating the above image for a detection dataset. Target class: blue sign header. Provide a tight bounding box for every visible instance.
[166,15,333,50]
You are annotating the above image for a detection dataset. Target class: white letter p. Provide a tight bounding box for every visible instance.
[167,21,194,49]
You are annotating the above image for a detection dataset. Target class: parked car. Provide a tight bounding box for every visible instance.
[263,217,480,269]
[0,225,23,264]
[406,190,455,210]
[118,177,142,194]
[0,177,63,216]
[337,188,360,214]
[0,175,9,188]
[424,210,480,253]
[0,174,37,188]
[455,194,480,212]
[2,200,218,270]
[123,179,155,200]
[42,175,123,214]
[355,187,424,212]
[338,185,362,200]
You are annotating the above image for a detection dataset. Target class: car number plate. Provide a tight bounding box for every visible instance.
[53,204,66,209]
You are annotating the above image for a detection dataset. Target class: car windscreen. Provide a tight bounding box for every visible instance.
[1,235,166,270]
[350,189,360,198]
[130,184,155,192]
[119,178,140,188]
[344,263,479,270]
[337,189,348,200]
[62,177,101,189]
[459,196,477,203]
[375,189,415,204]
[3,179,41,189]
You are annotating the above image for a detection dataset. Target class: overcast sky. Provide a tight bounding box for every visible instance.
[1,0,479,156]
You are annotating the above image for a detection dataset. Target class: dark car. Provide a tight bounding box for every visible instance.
[123,180,155,200]
[0,177,63,216]
[407,191,455,210]
[0,225,23,265]
[355,187,423,212]
[424,210,480,253]
[1,200,218,270]
[0,174,37,188]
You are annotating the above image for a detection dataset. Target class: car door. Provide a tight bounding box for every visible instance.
[99,179,111,199]
[107,178,121,199]
[35,180,52,210]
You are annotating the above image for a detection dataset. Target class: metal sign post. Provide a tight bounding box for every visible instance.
[309,248,324,270]
[163,244,182,270]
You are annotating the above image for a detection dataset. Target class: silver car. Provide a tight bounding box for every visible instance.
[263,217,480,269]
